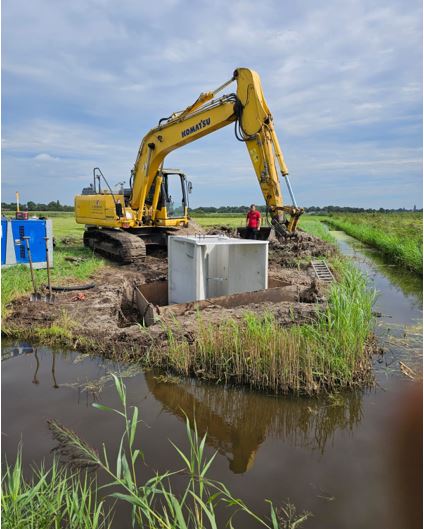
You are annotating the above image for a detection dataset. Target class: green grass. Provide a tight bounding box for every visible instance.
[191,214,245,227]
[2,451,111,529]
[2,376,310,529]
[147,259,375,394]
[298,215,336,243]
[323,212,422,274]
[1,214,104,312]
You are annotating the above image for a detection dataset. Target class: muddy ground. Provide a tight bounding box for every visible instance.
[4,226,335,359]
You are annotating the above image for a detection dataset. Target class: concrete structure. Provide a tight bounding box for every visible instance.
[1,219,53,269]
[168,235,268,304]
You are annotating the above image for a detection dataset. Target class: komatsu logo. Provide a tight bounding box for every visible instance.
[181,118,211,138]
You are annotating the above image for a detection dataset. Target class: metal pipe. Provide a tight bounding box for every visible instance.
[212,76,234,96]
[283,174,298,208]
[23,237,36,293]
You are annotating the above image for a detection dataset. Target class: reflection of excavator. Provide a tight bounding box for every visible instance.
[145,372,265,473]
[145,372,362,473]
[75,68,303,263]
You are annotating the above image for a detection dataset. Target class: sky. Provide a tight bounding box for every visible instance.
[2,0,423,208]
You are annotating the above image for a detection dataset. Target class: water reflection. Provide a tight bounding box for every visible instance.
[32,349,40,385]
[1,343,35,360]
[146,372,363,473]
[1,344,61,387]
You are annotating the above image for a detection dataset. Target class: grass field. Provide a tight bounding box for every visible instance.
[191,214,246,227]
[324,212,422,274]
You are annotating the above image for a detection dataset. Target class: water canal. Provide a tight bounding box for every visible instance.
[2,230,422,528]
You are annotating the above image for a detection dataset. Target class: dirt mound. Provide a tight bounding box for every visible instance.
[203,225,334,268]
[269,231,335,268]
[175,220,206,236]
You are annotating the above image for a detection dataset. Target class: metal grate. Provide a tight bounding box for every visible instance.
[311,260,334,283]
[19,225,26,258]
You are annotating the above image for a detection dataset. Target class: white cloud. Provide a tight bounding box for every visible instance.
[33,153,60,161]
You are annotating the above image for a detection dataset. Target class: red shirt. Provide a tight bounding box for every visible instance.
[246,210,261,229]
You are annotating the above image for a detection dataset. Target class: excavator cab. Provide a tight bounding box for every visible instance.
[144,169,191,224]
[159,169,190,220]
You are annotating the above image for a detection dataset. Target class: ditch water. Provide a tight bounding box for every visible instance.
[2,230,422,529]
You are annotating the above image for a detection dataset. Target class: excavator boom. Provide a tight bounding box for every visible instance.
[75,68,303,262]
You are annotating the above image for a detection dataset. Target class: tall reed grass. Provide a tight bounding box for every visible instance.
[1,450,111,529]
[147,261,375,394]
[2,376,310,529]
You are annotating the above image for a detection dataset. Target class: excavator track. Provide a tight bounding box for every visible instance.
[83,229,146,264]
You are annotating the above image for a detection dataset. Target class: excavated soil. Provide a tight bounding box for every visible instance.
[4,227,334,360]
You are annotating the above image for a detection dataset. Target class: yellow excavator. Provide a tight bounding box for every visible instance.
[75,67,303,263]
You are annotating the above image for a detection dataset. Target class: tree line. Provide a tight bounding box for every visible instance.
[1,201,421,214]
[189,205,422,215]
[1,200,74,212]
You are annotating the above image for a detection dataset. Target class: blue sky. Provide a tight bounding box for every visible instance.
[2,0,422,208]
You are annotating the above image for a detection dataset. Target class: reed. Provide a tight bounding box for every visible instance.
[1,449,111,529]
[147,260,376,394]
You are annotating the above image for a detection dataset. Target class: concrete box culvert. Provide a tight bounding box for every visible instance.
[168,235,269,304]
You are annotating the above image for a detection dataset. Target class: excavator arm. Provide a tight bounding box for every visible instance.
[130,68,303,233]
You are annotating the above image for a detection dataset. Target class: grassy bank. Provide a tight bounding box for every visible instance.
[298,216,336,243]
[2,376,309,529]
[1,214,104,312]
[324,212,422,274]
[147,260,375,394]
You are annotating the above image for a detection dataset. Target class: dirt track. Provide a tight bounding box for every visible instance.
[4,227,335,360]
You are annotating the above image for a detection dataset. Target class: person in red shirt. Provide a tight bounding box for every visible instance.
[246,204,261,239]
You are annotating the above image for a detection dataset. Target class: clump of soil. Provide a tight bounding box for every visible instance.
[205,226,238,237]
[269,231,335,268]
[174,220,206,236]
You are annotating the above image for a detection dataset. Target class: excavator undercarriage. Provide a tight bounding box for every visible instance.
[82,226,186,264]
[83,229,147,264]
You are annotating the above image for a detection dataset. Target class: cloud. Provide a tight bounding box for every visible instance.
[33,153,60,161]
[1,0,422,208]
